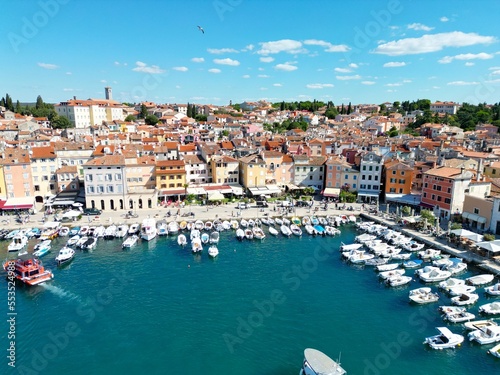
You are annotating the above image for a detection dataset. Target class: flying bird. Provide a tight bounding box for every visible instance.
[197,25,204,34]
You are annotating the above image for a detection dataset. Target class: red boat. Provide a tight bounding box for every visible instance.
[3,255,54,286]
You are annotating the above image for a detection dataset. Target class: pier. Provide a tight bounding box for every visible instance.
[360,213,500,275]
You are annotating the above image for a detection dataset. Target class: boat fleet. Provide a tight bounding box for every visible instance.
[343,219,500,355]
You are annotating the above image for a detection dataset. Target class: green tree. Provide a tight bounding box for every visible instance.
[393,101,400,110]
[232,103,241,112]
[139,104,148,119]
[347,102,352,115]
[15,100,21,113]
[379,103,386,113]
[51,116,73,129]
[35,95,44,109]
[145,114,158,125]
[5,93,14,111]
[420,209,436,225]
[388,126,398,137]
[124,115,136,122]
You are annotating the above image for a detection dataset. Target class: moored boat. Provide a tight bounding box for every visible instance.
[488,343,500,358]
[485,283,500,296]
[268,226,279,236]
[201,232,210,244]
[209,231,220,244]
[299,348,346,375]
[281,225,292,237]
[191,237,203,253]
[424,327,464,350]
[479,302,500,315]
[122,235,139,249]
[8,233,28,252]
[208,245,219,258]
[252,227,266,241]
[291,224,302,236]
[141,218,157,241]
[33,240,51,257]
[236,228,245,241]
[128,223,140,235]
[468,326,500,345]
[55,246,75,266]
[466,274,495,286]
[177,234,187,247]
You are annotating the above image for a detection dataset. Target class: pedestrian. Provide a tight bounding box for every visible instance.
[231,211,234,217]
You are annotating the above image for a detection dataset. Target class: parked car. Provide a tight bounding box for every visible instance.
[237,202,249,210]
[83,208,102,215]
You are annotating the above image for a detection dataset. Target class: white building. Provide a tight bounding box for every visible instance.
[430,101,460,115]
[55,98,126,128]
[358,152,383,203]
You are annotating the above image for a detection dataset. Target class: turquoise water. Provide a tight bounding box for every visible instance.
[1,225,500,375]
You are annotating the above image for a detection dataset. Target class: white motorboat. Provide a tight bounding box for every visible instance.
[418,248,441,260]
[236,228,245,241]
[248,219,255,227]
[67,235,80,247]
[386,275,412,287]
[283,218,291,226]
[8,233,28,252]
[230,220,239,230]
[260,217,269,226]
[55,247,75,266]
[179,221,187,231]
[58,227,70,237]
[191,237,203,253]
[82,237,97,251]
[128,223,140,235]
[115,225,129,238]
[301,216,311,226]
[448,285,477,297]
[222,220,231,231]
[194,220,204,230]
[424,327,464,350]
[290,224,302,236]
[488,343,500,358]
[268,227,279,236]
[299,348,346,375]
[468,326,500,345]
[340,242,363,252]
[485,283,500,296]
[376,263,400,272]
[402,240,425,252]
[379,269,405,280]
[479,302,500,315]
[252,227,266,241]
[451,293,479,306]
[439,305,466,314]
[281,225,292,237]
[445,311,476,323]
[201,232,210,244]
[177,234,187,247]
[305,225,316,235]
[274,218,283,226]
[94,225,106,238]
[122,235,138,249]
[240,219,248,228]
[244,229,254,240]
[208,245,219,258]
[168,221,180,234]
[190,229,200,241]
[76,236,89,248]
[209,231,220,244]
[78,226,90,236]
[141,218,157,241]
[463,319,498,331]
[104,225,117,239]
[157,222,168,236]
[348,250,374,264]
[418,268,452,283]
[204,221,213,231]
[409,287,439,304]
[325,226,340,236]
[466,274,495,286]
[446,262,468,275]
[439,277,465,291]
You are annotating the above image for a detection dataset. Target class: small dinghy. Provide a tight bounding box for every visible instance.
[268,227,279,236]
[177,234,187,247]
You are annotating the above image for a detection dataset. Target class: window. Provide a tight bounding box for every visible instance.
[375,166,379,171]
[345,174,348,179]
[473,207,479,214]
[352,184,356,189]
[362,175,366,180]
[375,176,378,181]
[97,185,104,193]
[423,192,427,198]
[87,186,95,193]
[447,188,451,193]
[107,186,114,193]
[392,171,396,175]
[424,183,428,188]
[431,194,435,200]
[34,185,40,191]
[437,196,442,202]
[115,173,122,180]
[362,166,366,171]
[105,174,112,181]
[86,175,93,182]
[390,188,396,193]
[5,174,12,180]
[401,171,405,176]
[369,166,373,171]
[353,175,357,180]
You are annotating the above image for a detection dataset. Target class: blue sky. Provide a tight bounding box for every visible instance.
[1,0,499,106]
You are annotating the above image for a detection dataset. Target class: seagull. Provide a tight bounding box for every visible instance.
[197,25,204,34]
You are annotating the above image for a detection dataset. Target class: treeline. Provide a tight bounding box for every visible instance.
[0,93,72,128]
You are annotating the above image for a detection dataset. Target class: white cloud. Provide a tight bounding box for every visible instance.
[242,74,250,78]
[213,58,240,66]
[336,75,361,80]
[385,83,402,87]
[349,63,359,69]
[243,44,254,51]
[438,52,494,63]
[335,67,351,73]
[100,79,107,83]
[387,89,397,93]
[172,66,188,72]
[260,87,268,91]
[440,16,449,22]
[258,74,270,78]
[114,61,120,66]
[207,48,239,54]
[63,88,75,92]
[407,23,434,31]
[257,39,305,55]
[275,63,298,71]
[489,66,500,70]
[383,61,406,67]
[132,61,165,74]
[306,83,334,89]
[208,68,221,73]
[191,57,205,63]
[465,62,475,66]
[485,78,500,84]
[273,83,282,87]
[65,72,72,75]
[433,86,441,89]
[175,85,181,89]
[260,56,275,63]
[447,81,480,86]
[303,39,350,52]
[490,70,500,76]
[361,81,376,85]
[403,79,412,83]
[37,62,59,70]
[373,31,496,56]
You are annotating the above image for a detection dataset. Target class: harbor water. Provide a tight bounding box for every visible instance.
[1,225,499,374]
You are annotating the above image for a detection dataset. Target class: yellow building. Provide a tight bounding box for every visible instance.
[210,155,239,184]
[483,161,500,178]
[239,154,266,188]
[156,159,187,199]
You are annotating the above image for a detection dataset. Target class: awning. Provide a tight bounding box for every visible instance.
[265,185,282,194]
[386,193,421,205]
[1,197,34,210]
[187,187,207,195]
[230,186,244,195]
[322,187,341,197]
[358,192,379,198]
[160,189,185,196]
[462,212,487,224]
[420,202,434,209]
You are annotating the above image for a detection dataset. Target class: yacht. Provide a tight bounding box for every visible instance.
[8,233,29,252]
[140,218,157,241]
[299,348,346,375]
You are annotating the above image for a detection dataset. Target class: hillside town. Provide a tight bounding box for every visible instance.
[1,88,500,235]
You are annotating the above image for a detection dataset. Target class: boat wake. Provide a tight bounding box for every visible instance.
[40,284,84,304]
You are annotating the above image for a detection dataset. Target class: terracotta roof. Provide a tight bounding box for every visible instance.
[85,155,125,166]
[30,146,56,159]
